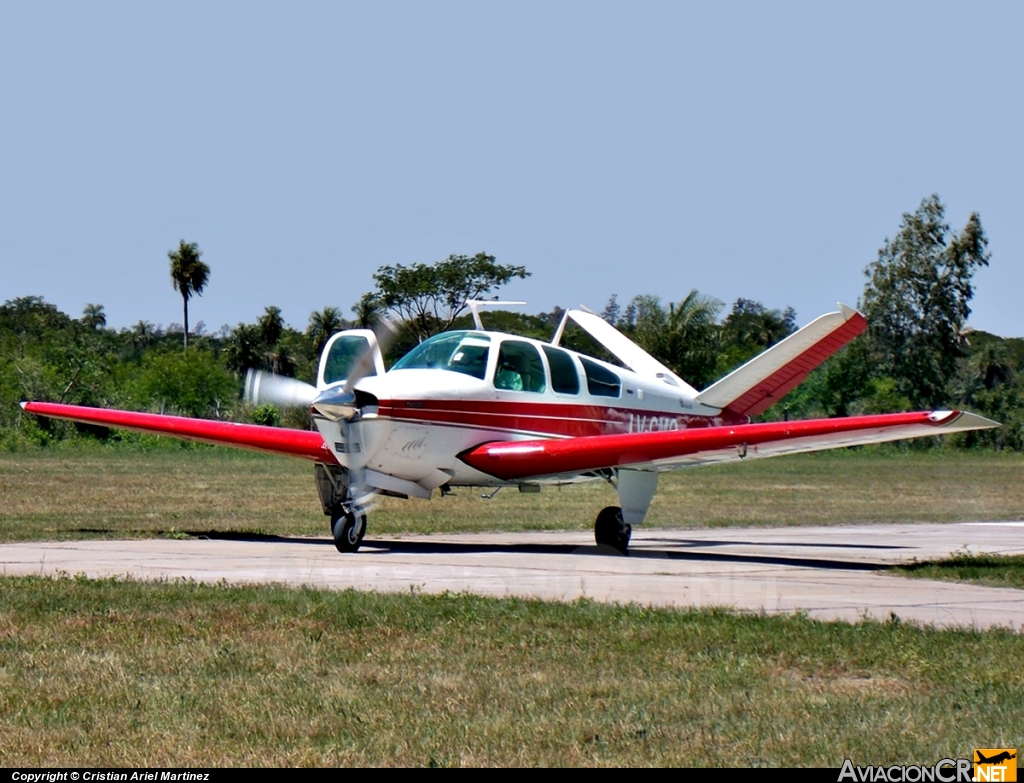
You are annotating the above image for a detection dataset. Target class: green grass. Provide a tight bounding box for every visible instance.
[897,554,1024,590]
[0,447,1022,542]
[0,575,1021,767]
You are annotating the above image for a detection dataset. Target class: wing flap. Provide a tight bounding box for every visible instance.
[458,411,998,480]
[21,401,336,463]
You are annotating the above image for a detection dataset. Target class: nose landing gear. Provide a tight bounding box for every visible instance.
[331,508,368,553]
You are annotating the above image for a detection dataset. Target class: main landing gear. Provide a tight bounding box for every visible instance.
[594,506,631,555]
[331,508,367,553]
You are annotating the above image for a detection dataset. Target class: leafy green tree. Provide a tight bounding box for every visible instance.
[255,306,305,376]
[717,299,797,375]
[266,342,297,376]
[601,294,621,326]
[720,299,795,350]
[222,307,314,382]
[251,403,280,427]
[137,349,236,418]
[225,322,264,375]
[450,309,551,341]
[950,333,1024,450]
[819,342,875,417]
[371,252,530,342]
[1,296,73,354]
[630,290,723,388]
[0,297,127,442]
[168,240,210,350]
[862,195,989,408]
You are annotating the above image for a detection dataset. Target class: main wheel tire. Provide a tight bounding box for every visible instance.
[332,509,366,553]
[594,505,631,554]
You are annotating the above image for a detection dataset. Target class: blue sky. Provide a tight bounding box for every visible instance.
[2,1,1021,337]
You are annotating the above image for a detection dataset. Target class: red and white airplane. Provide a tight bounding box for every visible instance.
[21,303,997,554]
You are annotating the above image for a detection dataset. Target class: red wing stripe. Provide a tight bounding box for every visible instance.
[458,411,958,480]
[22,402,336,463]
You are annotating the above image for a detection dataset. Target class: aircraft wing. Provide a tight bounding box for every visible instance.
[20,402,337,463]
[458,410,999,481]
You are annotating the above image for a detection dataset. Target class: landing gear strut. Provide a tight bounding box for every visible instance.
[331,507,367,553]
[594,506,631,554]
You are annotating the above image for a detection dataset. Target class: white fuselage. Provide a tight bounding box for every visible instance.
[312,330,730,494]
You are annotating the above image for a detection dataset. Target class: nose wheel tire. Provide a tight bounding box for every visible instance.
[594,505,631,554]
[332,509,367,553]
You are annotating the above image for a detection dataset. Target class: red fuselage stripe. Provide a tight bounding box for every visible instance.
[377,398,741,438]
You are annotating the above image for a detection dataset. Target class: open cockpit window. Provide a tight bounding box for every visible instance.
[323,334,376,385]
[391,331,491,380]
[494,340,547,393]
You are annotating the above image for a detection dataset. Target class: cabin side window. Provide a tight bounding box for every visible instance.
[579,357,621,398]
[542,345,580,395]
[494,340,547,393]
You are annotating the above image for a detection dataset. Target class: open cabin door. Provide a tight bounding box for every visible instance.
[551,308,699,395]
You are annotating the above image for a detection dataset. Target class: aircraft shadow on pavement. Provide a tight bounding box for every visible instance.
[370,539,893,572]
[640,536,902,551]
[181,530,894,572]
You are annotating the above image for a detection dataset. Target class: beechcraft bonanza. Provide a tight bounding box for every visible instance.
[22,302,998,555]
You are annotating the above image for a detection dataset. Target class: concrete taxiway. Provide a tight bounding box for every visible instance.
[2,522,1022,630]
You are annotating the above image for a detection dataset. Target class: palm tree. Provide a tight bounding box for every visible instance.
[307,306,347,356]
[81,303,107,331]
[351,292,382,330]
[168,240,210,349]
[257,306,284,348]
[131,320,156,353]
[630,290,723,388]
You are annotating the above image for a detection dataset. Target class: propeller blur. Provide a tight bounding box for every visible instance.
[244,369,318,408]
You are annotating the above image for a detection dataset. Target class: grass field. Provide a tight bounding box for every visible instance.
[0,576,1021,767]
[897,554,1024,590]
[2,447,1021,766]
[1,447,1023,542]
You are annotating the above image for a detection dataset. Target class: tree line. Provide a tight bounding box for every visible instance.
[2,195,1021,450]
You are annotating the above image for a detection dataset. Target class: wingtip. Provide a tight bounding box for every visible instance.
[964,412,1002,430]
[930,410,1001,431]
[837,302,858,320]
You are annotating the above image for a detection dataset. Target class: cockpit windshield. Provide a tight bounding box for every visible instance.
[390,331,491,380]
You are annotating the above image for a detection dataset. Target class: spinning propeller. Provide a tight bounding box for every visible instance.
[243,320,395,411]
[242,323,397,550]
[243,369,318,408]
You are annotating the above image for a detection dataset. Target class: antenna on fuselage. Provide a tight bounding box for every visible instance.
[466,300,526,330]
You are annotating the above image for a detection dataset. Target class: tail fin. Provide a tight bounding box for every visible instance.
[696,304,867,418]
